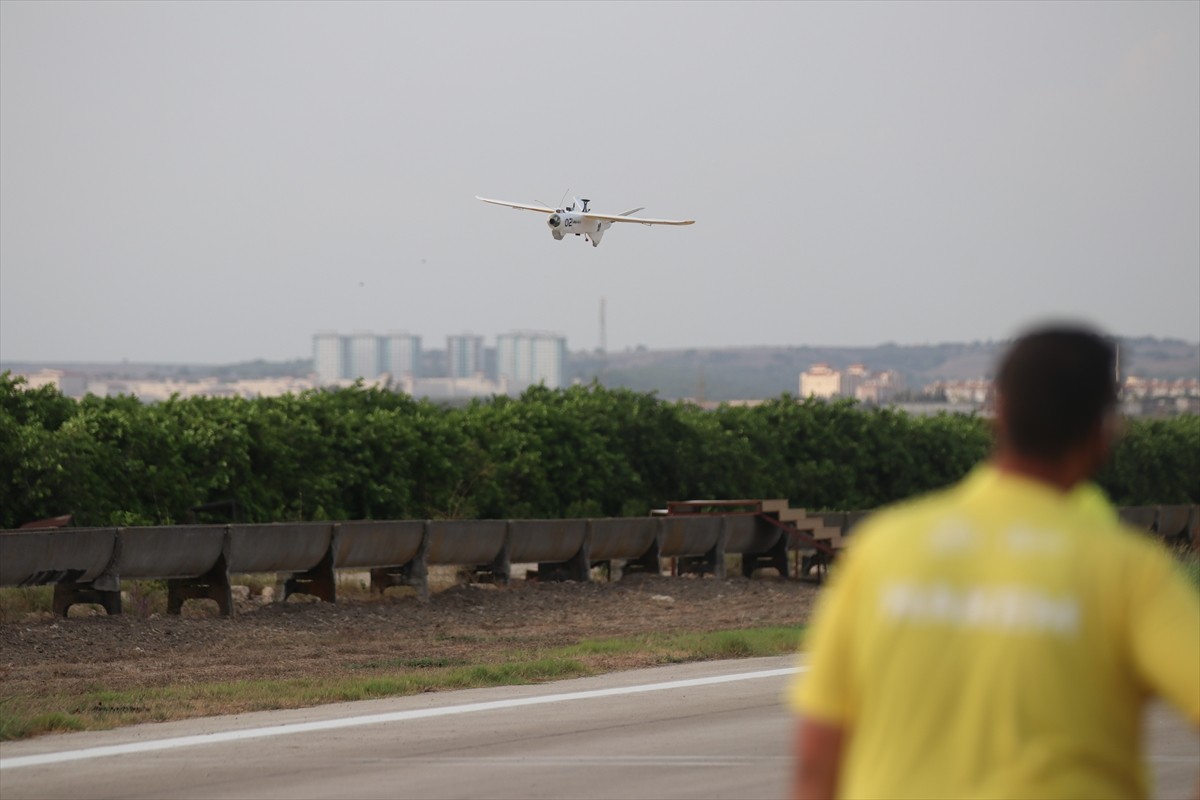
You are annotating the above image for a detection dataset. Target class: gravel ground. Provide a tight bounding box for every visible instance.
[0,574,819,710]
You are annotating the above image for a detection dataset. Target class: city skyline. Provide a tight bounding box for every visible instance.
[13,346,1197,417]
[4,328,1199,371]
[311,329,567,391]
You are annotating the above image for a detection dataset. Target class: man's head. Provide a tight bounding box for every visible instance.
[993,325,1119,477]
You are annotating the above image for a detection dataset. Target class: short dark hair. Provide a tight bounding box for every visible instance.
[995,326,1119,460]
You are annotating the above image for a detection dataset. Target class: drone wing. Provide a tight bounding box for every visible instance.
[584,211,695,226]
[476,196,557,214]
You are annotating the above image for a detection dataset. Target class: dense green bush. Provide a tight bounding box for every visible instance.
[0,373,1193,529]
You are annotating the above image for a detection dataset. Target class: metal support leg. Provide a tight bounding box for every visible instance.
[168,552,233,616]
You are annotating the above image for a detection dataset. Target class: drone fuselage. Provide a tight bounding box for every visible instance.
[547,210,609,247]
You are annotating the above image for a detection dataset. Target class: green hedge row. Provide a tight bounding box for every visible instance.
[1,374,1196,529]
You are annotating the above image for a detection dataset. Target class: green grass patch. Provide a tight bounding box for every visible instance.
[0,585,55,621]
[0,625,804,741]
[555,626,804,662]
[350,655,471,670]
[10,712,87,739]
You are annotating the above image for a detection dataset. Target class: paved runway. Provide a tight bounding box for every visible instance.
[1,656,1196,799]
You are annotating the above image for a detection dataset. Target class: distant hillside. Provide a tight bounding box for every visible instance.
[567,337,1200,401]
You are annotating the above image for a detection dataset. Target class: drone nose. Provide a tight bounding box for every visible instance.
[547,214,561,228]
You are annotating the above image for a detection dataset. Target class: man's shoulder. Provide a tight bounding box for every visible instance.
[847,468,1123,549]
[1092,516,1186,570]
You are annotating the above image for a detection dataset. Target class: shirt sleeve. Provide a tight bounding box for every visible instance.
[1127,537,1200,725]
[787,541,865,725]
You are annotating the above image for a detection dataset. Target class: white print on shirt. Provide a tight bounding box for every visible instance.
[880,582,1080,635]
[925,522,1068,557]
[1005,525,1067,555]
[927,519,978,554]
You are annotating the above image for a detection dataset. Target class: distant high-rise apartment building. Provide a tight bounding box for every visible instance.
[347,332,380,381]
[313,331,346,383]
[497,331,566,392]
[312,331,423,385]
[447,334,485,378]
[382,332,421,380]
[483,347,498,382]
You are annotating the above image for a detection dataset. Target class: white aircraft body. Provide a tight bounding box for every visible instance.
[476,196,694,247]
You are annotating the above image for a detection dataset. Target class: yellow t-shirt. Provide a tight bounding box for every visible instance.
[789,464,1200,800]
[1068,480,1120,525]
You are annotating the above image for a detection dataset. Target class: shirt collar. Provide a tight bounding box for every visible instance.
[961,462,1075,511]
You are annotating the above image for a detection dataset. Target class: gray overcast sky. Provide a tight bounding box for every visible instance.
[2,1,1197,363]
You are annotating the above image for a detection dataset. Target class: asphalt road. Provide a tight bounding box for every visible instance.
[1,656,1196,800]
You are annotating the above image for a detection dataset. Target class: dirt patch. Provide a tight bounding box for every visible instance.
[0,574,818,717]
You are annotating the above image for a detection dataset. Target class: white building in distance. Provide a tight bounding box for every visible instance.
[312,331,422,385]
[313,331,344,384]
[381,332,421,381]
[447,334,485,378]
[10,369,89,397]
[800,364,841,398]
[347,332,379,381]
[497,331,566,392]
[800,363,903,403]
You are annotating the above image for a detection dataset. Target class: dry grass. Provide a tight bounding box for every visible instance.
[1,573,817,741]
[0,626,803,740]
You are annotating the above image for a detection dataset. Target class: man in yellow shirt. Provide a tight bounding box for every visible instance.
[789,326,1200,800]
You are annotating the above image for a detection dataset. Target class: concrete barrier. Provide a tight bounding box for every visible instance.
[335,520,428,598]
[226,523,334,573]
[1156,506,1193,546]
[426,520,509,582]
[117,525,227,579]
[725,514,788,578]
[660,516,725,578]
[335,520,425,568]
[226,523,337,605]
[0,528,121,615]
[0,528,117,587]
[508,519,586,564]
[588,517,661,577]
[6,500,1196,619]
[724,514,779,554]
[588,518,658,561]
[509,519,588,581]
[659,516,723,557]
[115,525,233,616]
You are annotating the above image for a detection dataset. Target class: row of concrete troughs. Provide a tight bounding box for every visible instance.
[1,500,1195,617]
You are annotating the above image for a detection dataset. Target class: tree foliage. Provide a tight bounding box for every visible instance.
[0,373,1193,529]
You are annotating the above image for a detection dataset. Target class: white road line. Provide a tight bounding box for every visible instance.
[382,756,789,767]
[0,665,804,771]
